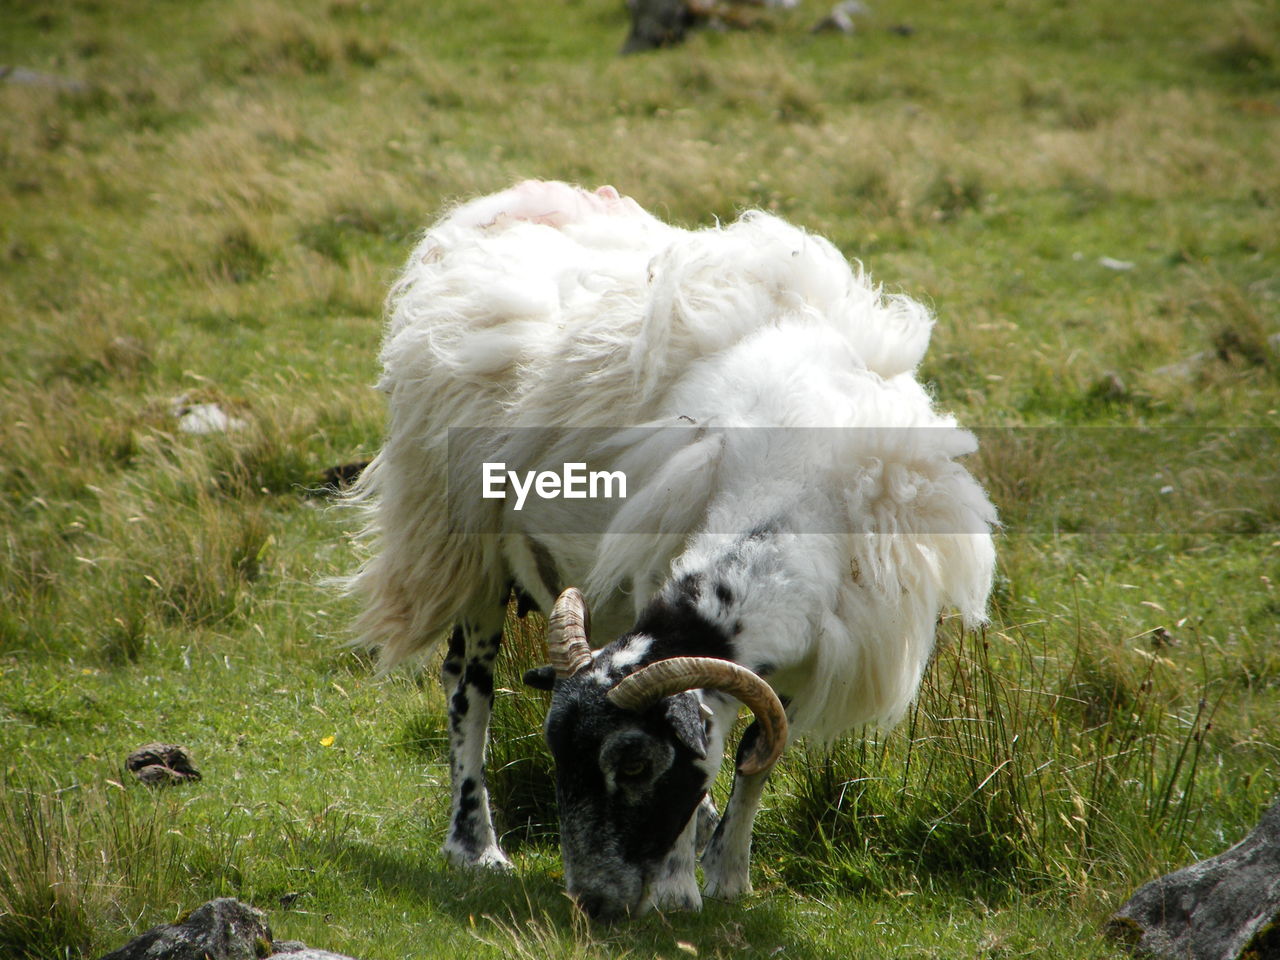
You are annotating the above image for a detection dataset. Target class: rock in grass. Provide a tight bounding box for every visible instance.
[126,743,202,786]
[271,943,363,960]
[0,65,88,91]
[622,0,698,53]
[169,394,250,435]
[96,899,270,960]
[621,0,794,53]
[1107,798,1280,960]
[95,899,365,960]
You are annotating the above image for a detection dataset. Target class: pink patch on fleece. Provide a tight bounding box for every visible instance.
[460,180,645,231]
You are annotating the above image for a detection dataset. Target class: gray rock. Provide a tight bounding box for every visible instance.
[270,943,363,960]
[1152,350,1210,381]
[622,0,698,53]
[97,898,270,960]
[1108,798,1280,959]
[96,899,367,960]
[0,65,87,91]
[1099,256,1136,271]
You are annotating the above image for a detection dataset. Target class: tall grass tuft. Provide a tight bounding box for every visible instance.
[0,780,194,960]
[0,786,96,960]
[761,616,1217,898]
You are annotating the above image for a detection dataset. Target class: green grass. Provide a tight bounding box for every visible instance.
[2,0,1278,956]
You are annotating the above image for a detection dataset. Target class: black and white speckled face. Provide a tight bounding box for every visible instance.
[539,672,711,921]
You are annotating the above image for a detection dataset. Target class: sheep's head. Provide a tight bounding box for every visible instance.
[524,587,786,921]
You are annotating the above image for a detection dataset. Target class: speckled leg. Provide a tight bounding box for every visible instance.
[701,721,770,900]
[440,615,511,871]
[649,813,702,912]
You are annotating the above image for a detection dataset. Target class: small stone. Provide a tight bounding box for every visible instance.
[0,65,88,91]
[1099,256,1136,271]
[169,394,250,435]
[269,946,363,960]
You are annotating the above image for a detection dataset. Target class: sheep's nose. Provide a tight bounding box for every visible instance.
[573,891,627,923]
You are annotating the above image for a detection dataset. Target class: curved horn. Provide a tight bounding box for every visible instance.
[546,587,594,679]
[607,657,787,776]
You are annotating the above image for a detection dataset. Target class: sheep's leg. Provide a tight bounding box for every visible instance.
[649,696,728,912]
[700,720,771,900]
[649,810,702,912]
[441,615,512,871]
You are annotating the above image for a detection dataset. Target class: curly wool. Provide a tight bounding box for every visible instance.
[343,179,995,739]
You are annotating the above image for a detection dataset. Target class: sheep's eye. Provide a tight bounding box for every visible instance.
[618,759,647,779]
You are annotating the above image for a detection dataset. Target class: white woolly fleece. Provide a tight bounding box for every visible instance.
[344,180,996,739]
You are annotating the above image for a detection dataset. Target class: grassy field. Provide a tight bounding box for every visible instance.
[2,0,1278,957]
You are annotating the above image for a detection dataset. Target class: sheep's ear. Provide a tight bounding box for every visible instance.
[522,665,556,691]
[664,693,708,761]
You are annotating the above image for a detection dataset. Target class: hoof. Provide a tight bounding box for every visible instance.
[649,868,702,913]
[443,843,513,873]
[701,872,752,901]
[650,884,702,913]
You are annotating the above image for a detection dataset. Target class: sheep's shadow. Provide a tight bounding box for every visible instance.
[325,837,834,958]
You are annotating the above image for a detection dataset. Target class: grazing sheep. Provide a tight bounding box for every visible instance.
[344,180,996,919]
